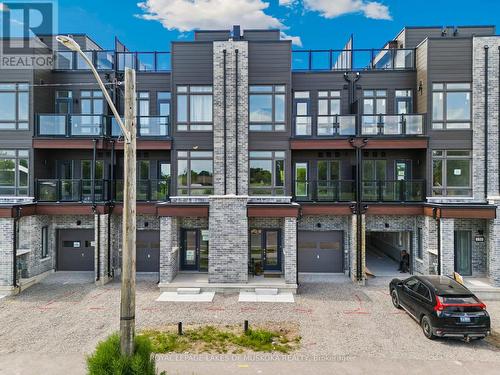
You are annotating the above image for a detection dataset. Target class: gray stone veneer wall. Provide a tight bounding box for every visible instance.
[159,216,179,284]
[283,217,297,284]
[0,218,14,287]
[213,41,249,195]
[472,36,500,200]
[487,206,500,286]
[440,218,455,276]
[208,196,248,283]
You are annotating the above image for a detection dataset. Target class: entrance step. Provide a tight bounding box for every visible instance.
[255,288,279,295]
[177,287,201,295]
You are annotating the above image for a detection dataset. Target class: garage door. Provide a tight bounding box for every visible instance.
[298,231,343,273]
[137,230,160,272]
[58,229,95,271]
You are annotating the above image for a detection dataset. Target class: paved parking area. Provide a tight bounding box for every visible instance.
[0,272,499,374]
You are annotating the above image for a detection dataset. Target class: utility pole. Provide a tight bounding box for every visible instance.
[120,67,137,356]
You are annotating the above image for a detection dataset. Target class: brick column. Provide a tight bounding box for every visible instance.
[0,218,15,290]
[423,216,439,274]
[349,214,366,284]
[208,196,248,283]
[95,214,112,285]
[283,217,297,284]
[159,216,179,284]
[440,218,455,276]
[487,207,500,286]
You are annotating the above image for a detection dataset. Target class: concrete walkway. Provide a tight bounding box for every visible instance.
[365,246,406,277]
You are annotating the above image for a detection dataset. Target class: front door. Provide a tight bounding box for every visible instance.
[454,231,472,276]
[181,229,209,271]
[250,229,282,272]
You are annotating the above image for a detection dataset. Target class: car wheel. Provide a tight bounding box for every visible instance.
[421,315,436,340]
[391,289,401,309]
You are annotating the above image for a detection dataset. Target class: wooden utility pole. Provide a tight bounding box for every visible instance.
[120,67,137,356]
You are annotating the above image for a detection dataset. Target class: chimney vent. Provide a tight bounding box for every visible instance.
[232,25,241,40]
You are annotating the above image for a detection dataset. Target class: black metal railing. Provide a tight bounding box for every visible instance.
[293,179,425,202]
[292,48,415,71]
[54,50,171,72]
[35,179,169,202]
[361,180,425,202]
[36,114,170,138]
[294,180,356,202]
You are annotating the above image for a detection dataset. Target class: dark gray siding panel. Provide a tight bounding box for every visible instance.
[244,30,280,41]
[172,42,213,84]
[248,41,291,84]
[194,31,230,41]
[403,26,495,48]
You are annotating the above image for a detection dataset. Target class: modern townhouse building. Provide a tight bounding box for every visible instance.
[1,25,500,295]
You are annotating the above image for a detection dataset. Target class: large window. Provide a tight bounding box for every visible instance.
[432,83,471,129]
[0,149,29,196]
[0,83,29,130]
[363,90,386,115]
[432,150,471,196]
[177,151,213,195]
[293,91,311,136]
[249,85,286,131]
[318,90,341,136]
[177,86,213,131]
[81,90,104,115]
[137,91,150,117]
[249,151,285,195]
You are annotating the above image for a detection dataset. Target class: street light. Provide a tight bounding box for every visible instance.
[56,35,137,356]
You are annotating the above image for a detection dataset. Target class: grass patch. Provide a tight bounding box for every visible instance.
[86,333,159,375]
[140,324,300,354]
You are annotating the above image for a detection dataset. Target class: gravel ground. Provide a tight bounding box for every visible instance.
[0,272,499,364]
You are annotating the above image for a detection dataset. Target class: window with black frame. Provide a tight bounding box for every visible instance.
[176,86,213,131]
[0,83,29,130]
[249,151,285,195]
[177,151,213,195]
[362,90,387,135]
[0,149,29,196]
[317,90,341,136]
[293,91,311,136]
[432,83,471,130]
[249,85,286,131]
[432,150,472,197]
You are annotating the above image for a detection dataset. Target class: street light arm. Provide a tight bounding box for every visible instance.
[77,51,131,143]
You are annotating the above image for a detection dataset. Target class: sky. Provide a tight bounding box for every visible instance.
[10,0,500,50]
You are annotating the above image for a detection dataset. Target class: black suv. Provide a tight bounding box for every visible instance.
[390,275,491,340]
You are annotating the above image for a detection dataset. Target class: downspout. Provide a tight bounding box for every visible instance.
[433,207,441,275]
[93,205,100,282]
[12,206,21,288]
[223,49,227,195]
[110,139,115,202]
[107,204,114,278]
[92,138,97,204]
[235,49,239,195]
[484,46,489,201]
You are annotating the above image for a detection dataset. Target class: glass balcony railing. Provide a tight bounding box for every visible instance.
[294,180,356,202]
[36,114,170,138]
[294,115,356,137]
[292,48,415,71]
[361,180,425,202]
[54,50,171,72]
[360,114,424,136]
[36,179,169,202]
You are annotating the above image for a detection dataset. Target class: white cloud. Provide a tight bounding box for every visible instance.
[281,32,302,46]
[284,0,392,20]
[137,0,302,45]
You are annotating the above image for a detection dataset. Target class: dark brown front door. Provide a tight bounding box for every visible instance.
[57,229,95,271]
[136,230,160,272]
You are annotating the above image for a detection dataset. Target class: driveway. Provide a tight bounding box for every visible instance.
[0,273,499,374]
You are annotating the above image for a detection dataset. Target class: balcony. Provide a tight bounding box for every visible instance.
[36,179,169,202]
[54,50,171,72]
[294,180,356,202]
[292,48,415,71]
[361,180,425,202]
[294,115,356,137]
[360,114,424,136]
[36,114,170,138]
[293,179,425,202]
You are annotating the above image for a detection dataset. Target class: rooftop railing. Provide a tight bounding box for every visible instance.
[54,50,171,72]
[292,48,415,71]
